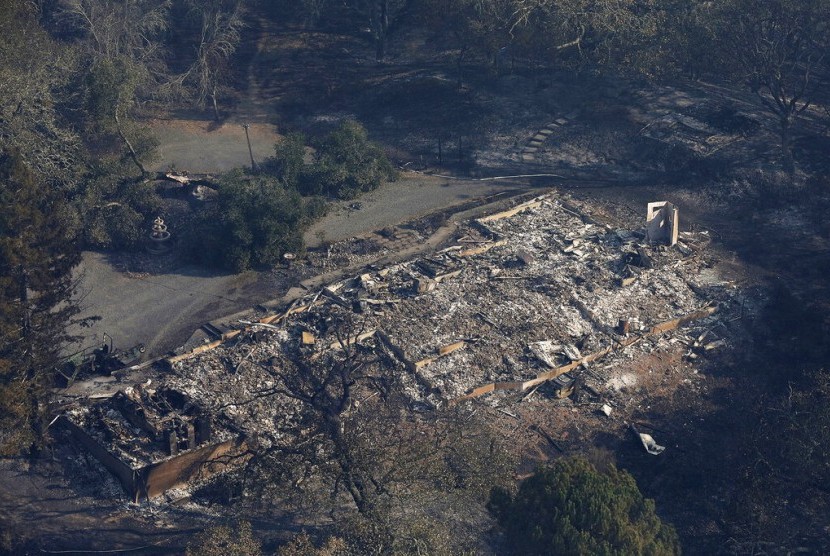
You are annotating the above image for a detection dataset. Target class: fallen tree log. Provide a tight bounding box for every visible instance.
[155,172,221,189]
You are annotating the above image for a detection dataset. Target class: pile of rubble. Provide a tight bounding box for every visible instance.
[64,385,222,468]
[168,191,730,426]
[63,191,739,499]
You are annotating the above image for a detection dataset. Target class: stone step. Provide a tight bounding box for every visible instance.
[523,147,539,153]
[521,154,536,161]
[528,140,543,147]
[539,129,554,136]
[555,117,569,125]
[532,134,547,141]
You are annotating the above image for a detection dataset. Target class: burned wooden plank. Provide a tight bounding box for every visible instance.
[531,425,564,452]
[414,340,468,370]
[453,305,718,403]
[458,240,507,257]
[478,196,547,223]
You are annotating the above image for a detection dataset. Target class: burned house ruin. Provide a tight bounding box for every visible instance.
[59,191,739,500]
[60,385,246,502]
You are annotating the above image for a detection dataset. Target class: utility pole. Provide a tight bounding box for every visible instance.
[242,123,256,171]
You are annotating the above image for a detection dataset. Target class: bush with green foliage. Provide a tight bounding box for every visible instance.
[264,121,396,200]
[188,171,305,271]
[269,132,308,189]
[489,457,680,556]
[306,120,397,199]
[85,59,135,132]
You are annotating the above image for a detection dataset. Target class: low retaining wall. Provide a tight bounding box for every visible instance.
[60,416,139,500]
[136,437,248,500]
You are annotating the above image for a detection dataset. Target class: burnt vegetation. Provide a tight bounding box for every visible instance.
[1,0,830,554]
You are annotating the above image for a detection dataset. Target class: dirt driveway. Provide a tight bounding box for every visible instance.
[304,172,532,246]
[71,252,273,358]
[148,119,280,173]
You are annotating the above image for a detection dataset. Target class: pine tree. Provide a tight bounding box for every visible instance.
[0,149,81,456]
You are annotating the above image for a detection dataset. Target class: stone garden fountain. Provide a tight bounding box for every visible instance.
[147,216,172,254]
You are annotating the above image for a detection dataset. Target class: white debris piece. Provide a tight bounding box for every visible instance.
[638,432,666,455]
[528,340,562,368]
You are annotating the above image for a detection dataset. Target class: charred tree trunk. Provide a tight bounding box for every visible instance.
[211,84,220,122]
[456,46,467,89]
[18,264,29,338]
[114,109,147,177]
[333,422,372,513]
[780,114,795,174]
[374,0,389,61]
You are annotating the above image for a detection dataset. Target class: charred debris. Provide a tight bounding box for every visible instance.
[56,191,742,500]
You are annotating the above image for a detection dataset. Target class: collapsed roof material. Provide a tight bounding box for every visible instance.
[62,190,734,499]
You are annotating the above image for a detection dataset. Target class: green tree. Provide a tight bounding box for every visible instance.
[0,0,86,198]
[489,458,680,556]
[269,132,308,189]
[83,80,163,248]
[62,0,170,176]
[310,120,396,199]
[0,150,81,456]
[186,520,261,556]
[0,1,160,252]
[189,171,305,271]
[83,57,160,176]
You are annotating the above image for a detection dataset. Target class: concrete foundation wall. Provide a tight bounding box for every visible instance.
[136,437,248,500]
[59,416,138,501]
[63,414,248,502]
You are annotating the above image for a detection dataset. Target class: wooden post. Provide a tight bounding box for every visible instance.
[243,123,256,171]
